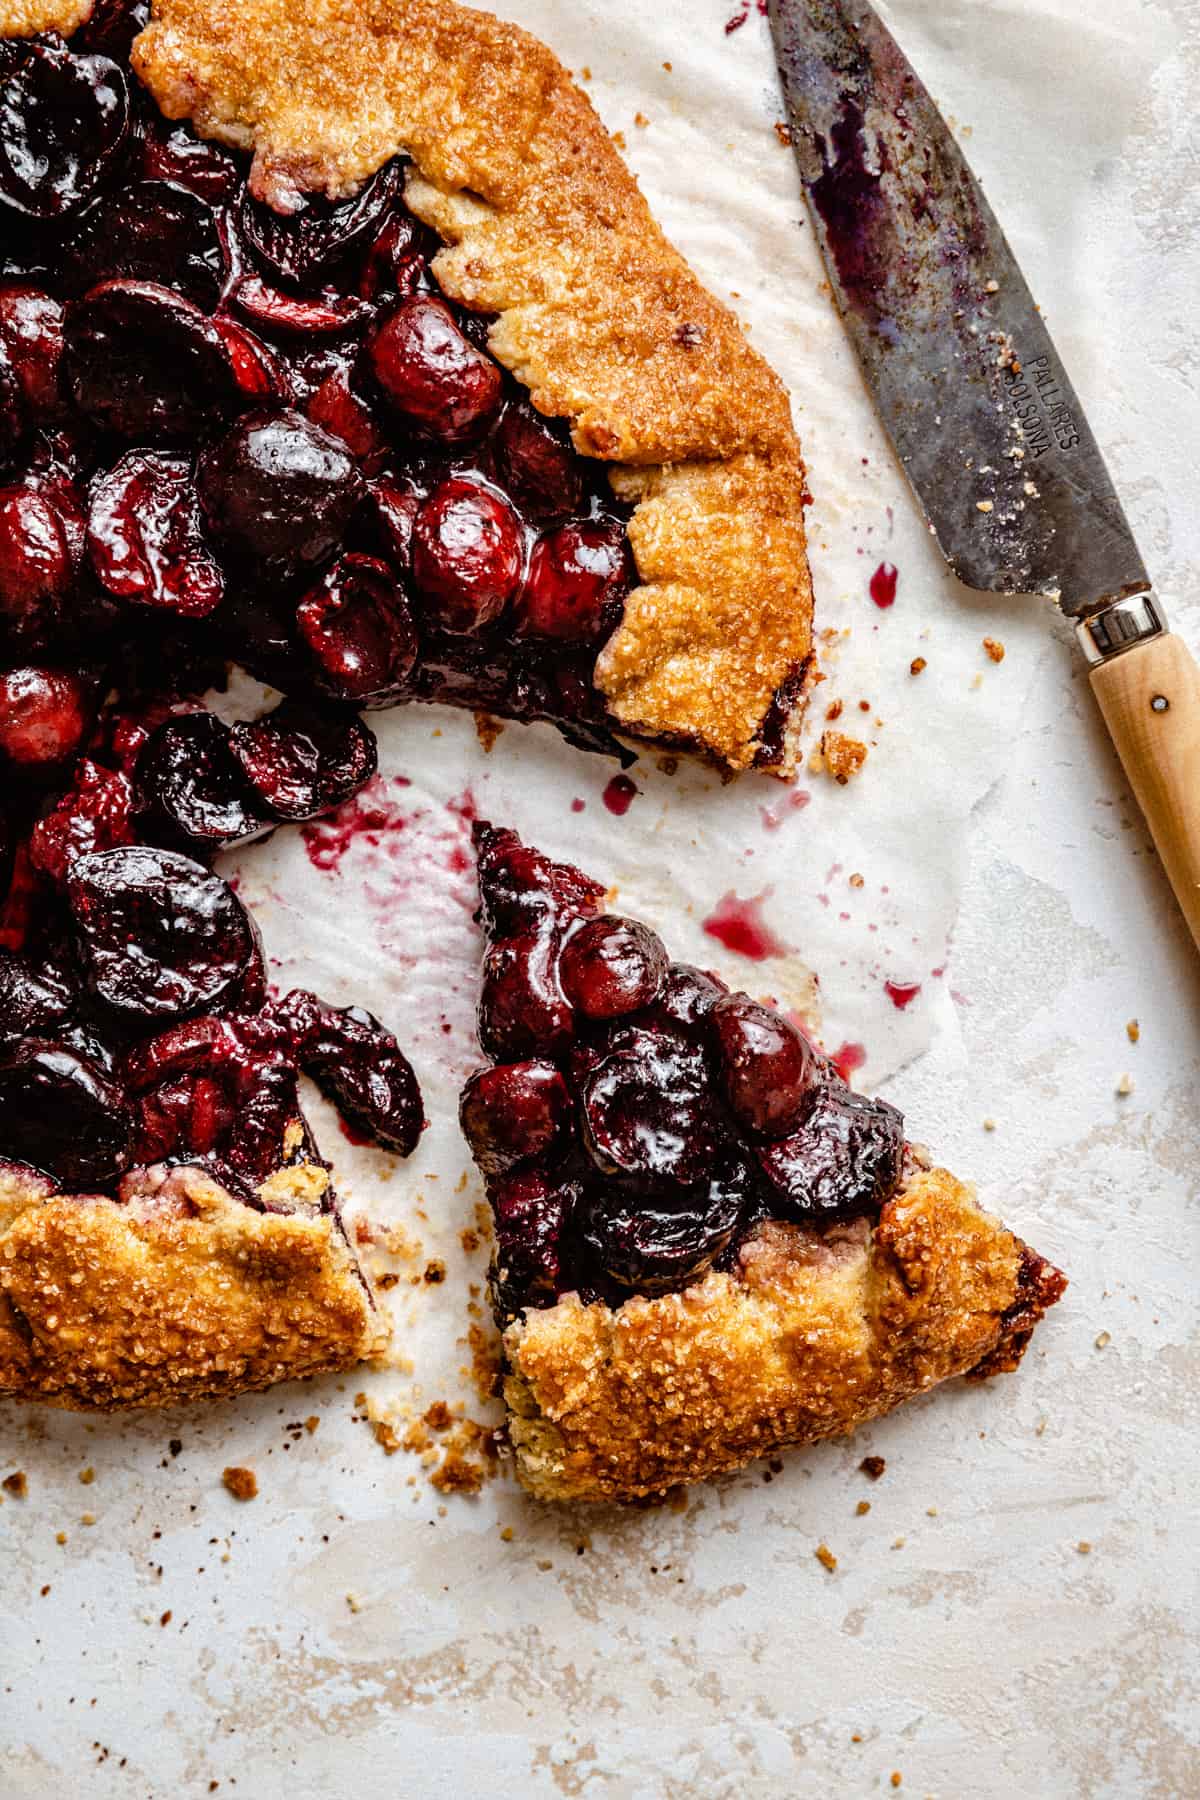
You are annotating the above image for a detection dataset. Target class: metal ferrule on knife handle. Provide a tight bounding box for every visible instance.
[770,0,1200,954]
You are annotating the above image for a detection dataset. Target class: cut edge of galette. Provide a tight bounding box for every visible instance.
[460,823,1067,1503]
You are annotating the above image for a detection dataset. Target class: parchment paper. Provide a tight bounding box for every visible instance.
[4,3,1199,1795]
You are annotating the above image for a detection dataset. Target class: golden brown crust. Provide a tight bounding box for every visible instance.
[0,1162,386,1410]
[132,0,814,770]
[502,1167,1064,1502]
[0,0,92,34]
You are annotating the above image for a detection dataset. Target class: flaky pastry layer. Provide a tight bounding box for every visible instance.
[0,1162,386,1410]
[130,0,815,769]
[502,1165,1065,1502]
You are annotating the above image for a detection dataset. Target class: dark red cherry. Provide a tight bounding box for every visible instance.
[755,1083,904,1223]
[657,963,728,1028]
[212,316,290,402]
[459,1058,570,1175]
[558,915,668,1020]
[364,294,502,443]
[0,43,129,219]
[60,180,221,306]
[0,478,84,647]
[88,450,225,618]
[357,210,433,301]
[197,407,365,569]
[490,1169,578,1313]
[238,160,404,289]
[493,401,584,523]
[64,280,239,439]
[135,713,269,850]
[68,845,261,1021]
[131,1067,238,1166]
[75,0,151,60]
[0,1040,131,1186]
[0,351,24,463]
[228,700,377,822]
[580,1025,718,1188]
[295,553,418,704]
[231,273,372,338]
[577,1169,745,1295]
[478,929,574,1061]
[472,820,605,937]
[276,988,424,1156]
[29,758,134,885]
[0,284,65,423]
[139,121,242,204]
[367,478,421,574]
[305,362,389,466]
[0,666,91,768]
[712,994,816,1140]
[514,519,632,646]
[411,477,523,635]
[0,949,74,1041]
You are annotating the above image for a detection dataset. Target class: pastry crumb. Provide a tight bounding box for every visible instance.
[423,1258,447,1283]
[499,1524,514,1542]
[80,1511,96,1526]
[3,1470,28,1498]
[773,120,793,146]
[472,710,503,753]
[1115,1072,1134,1096]
[305,1416,319,1434]
[982,636,1005,663]
[814,1543,838,1573]
[909,656,927,676]
[817,730,868,785]
[1076,1541,1092,1555]
[983,1117,996,1131]
[848,872,864,889]
[78,1466,95,1485]
[859,1455,886,1481]
[1095,1331,1111,1350]
[346,1592,362,1613]
[824,698,844,721]
[634,111,649,128]
[976,499,994,513]
[891,1774,903,1789]
[856,1500,871,1517]
[221,1467,258,1501]
[1126,1018,1140,1043]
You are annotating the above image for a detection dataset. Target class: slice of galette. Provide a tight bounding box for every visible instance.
[0,839,424,1408]
[460,825,1067,1502]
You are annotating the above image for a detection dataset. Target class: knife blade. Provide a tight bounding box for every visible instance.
[770,0,1200,951]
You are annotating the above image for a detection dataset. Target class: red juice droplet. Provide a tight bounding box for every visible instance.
[870,562,898,609]
[702,891,789,960]
[338,1115,375,1147]
[830,1041,866,1082]
[602,774,638,816]
[570,797,585,814]
[884,978,922,1010]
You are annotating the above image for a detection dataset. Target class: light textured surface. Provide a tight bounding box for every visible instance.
[3,0,1199,1794]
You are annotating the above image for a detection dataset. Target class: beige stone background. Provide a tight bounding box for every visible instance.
[3,1,1200,1794]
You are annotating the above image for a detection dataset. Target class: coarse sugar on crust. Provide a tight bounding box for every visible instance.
[502,1165,1066,1502]
[132,0,815,771]
[0,0,92,34]
[0,1161,387,1410]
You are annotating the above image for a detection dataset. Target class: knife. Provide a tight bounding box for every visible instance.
[769,0,1200,950]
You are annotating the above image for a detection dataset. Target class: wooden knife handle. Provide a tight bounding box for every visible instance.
[1088,627,1200,950]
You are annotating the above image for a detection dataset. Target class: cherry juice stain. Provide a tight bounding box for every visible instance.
[830,1041,866,1082]
[884,978,922,1010]
[725,0,766,31]
[602,773,639,816]
[870,562,898,608]
[702,891,789,960]
[300,774,411,874]
[759,787,811,832]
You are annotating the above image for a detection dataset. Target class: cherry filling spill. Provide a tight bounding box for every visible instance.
[462,825,907,1315]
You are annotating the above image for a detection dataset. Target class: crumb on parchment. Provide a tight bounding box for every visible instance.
[909,656,927,676]
[3,1470,28,1498]
[860,1455,887,1481]
[815,1543,838,1572]
[814,731,868,785]
[856,1500,871,1517]
[1127,1019,1140,1043]
[982,636,1006,663]
[221,1467,258,1502]
[1116,1073,1134,1097]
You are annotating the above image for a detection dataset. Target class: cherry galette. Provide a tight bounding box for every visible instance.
[461,825,1066,1502]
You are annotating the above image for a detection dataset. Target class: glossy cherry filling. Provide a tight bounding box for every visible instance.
[0,16,644,765]
[462,825,905,1315]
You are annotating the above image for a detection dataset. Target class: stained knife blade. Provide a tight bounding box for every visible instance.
[768,0,1149,616]
[769,0,1200,954]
